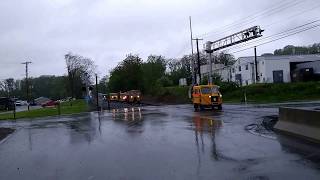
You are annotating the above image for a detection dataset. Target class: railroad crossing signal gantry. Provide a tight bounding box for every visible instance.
[204,26,264,53]
[204,26,264,85]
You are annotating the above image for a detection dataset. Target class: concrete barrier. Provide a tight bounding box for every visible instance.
[275,107,320,143]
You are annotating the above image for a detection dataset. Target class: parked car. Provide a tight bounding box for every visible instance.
[41,100,59,107]
[28,100,37,106]
[15,100,28,106]
[15,101,22,106]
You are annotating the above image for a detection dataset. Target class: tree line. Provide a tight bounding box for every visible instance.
[0,52,97,100]
[107,52,235,95]
[273,43,320,55]
[0,51,234,100]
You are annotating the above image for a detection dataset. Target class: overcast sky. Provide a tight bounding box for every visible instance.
[0,0,319,79]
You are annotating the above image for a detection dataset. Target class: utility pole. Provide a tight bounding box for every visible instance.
[189,16,196,85]
[192,38,203,84]
[95,74,99,111]
[205,41,214,85]
[254,46,259,83]
[22,61,32,111]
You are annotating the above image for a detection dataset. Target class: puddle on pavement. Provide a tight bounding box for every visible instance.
[277,134,320,167]
[111,107,143,122]
[0,128,15,142]
[189,116,223,132]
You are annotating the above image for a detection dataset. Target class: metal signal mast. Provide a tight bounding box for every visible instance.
[205,26,264,52]
[204,26,264,84]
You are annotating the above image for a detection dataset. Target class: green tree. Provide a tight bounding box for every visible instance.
[65,52,96,99]
[108,54,144,92]
[142,55,167,94]
[98,75,109,94]
[274,43,320,55]
[215,52,235,66]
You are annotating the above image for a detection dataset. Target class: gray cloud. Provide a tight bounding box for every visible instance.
[0,0,319,79]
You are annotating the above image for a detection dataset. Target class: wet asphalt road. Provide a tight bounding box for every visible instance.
[0,104,320,180]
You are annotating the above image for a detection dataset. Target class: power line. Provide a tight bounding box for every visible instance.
[263,2,320,29]
[198,0,292,37]
[178,0,318,58]
[229,23,320,54]
[225,19,320,52]
[199,0,302,38]
[228,2,320,51]
[203,0,303,38]
[178,0,319,59]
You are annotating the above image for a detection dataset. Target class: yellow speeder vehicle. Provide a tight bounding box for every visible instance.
[192,84,223,111]
[126,90,142,103]
[109,93,119,101]
[119,92,128,102]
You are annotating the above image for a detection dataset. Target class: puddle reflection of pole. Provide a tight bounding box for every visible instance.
[200,127,205,153]
[193,116,201,176]
[131,108,135,121]
[98,111,102,135]
[209,119,218,160]
[127,108,143,127]
[138,108,142,120]
[124,108,128,121]
[28,122,33,151]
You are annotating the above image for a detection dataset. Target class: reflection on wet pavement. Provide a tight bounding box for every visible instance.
[0,104,320,180]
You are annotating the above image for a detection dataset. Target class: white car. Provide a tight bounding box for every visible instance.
[15,100,28,106]
[15,101,22,106]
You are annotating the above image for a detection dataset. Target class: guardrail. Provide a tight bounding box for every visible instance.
[275,107,320,143]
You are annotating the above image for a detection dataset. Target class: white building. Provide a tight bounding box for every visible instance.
[200,64,232,82]
[200,54,320,86]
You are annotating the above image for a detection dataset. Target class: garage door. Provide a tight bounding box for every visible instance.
[273,70,284,83]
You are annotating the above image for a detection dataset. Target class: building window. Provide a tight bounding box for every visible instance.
[232,68,235,73]
[238,66,241,72]
[245,64,248,70]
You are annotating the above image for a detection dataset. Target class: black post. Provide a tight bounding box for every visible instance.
[254,46,259,83]
[58,102,61,115]
[26,74,29,111]
[107,96,110,110]
[13,100,16,120]
[95,74,99,111]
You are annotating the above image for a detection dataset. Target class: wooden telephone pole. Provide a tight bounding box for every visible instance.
[22,61,32,111]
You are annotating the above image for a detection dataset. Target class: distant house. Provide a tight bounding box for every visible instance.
[179,78,187,86]
[200,54,320,86]
[200,64,232,82]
